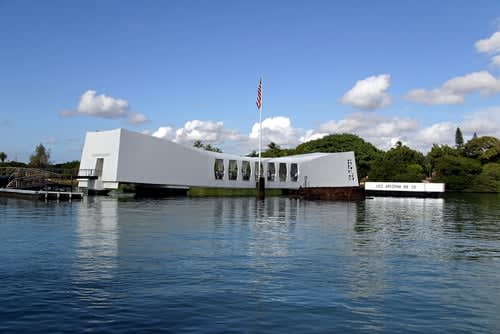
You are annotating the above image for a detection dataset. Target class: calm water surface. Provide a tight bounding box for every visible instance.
[0,195,499,333]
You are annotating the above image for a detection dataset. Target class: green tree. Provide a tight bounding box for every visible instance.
[29,144,50,168]
[193,141,223,153]
[193,140,203,149]
[470,163,500,192]
[463,136,500,163]
[51,160,80,170]
[426,144,459,178]
[261,142,295,157]
[204,144,222,153]
[455,127,464,148]
[405,164,425,180]
[50,160,80,175]
[0,161,26,168]
[368,144,425,182]
[262,142,281,157]
[433,155,481,191]
[0,152,6,163]
[295,134,383,178]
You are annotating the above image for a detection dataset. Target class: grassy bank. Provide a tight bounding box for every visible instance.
[188,187,283,197]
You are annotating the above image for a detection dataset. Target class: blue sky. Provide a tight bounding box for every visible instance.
[2,1,500,162]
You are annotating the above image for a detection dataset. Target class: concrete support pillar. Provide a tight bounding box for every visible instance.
[256,176,265,199]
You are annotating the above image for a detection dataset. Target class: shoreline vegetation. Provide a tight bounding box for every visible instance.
[2,129,500,194]
[255,131,500,194]
[187,187,283,197]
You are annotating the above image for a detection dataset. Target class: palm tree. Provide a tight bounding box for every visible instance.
[193,140,203,149]
[0,152,6,163]
[268,142,280,151]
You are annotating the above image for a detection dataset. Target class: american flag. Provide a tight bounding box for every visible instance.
[256,78,262,110]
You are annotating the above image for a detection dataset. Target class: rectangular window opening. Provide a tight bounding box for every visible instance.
[290,163,298,182]
[241,161,251,181]
[267,162,276,182]
[214,159,224,180]
[228,160,238,181]
[279,163,287,182]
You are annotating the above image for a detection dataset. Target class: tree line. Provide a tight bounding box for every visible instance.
[0,144,79,171]
[256,129,500,193]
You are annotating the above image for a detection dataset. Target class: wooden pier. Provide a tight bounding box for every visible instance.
[0,188,83,201]
[0,167,83,201]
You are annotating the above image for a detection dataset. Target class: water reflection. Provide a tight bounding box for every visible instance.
[210,197,299,262]
[357,197,445,249]
[331,198,438,304]
[443,194,500,241]
[73,197,118,305]
[3,194,500,332]
[251,197,298,258]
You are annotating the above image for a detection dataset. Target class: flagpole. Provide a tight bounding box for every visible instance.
[256,77,265,198]
[258,80,262,178]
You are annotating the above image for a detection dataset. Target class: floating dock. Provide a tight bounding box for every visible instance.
[0,188,83,201]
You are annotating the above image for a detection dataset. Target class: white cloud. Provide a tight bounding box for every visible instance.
[175,120,226,143]
[61,90,148,124]
[414,122,457,149]
[151,117,300,154]
[406,71,500,105]
[152,120,245,146]
[148,108,500,156]
[249,116,300,148]
[317,115,365,134]
[300,130,328,143]
[461,107,500,135]
[304,112,419,151]
[407,32,500,105]
[475,31,500,67]
[411,110,500,151]
[405,89,463,105]
[443,71,500,94]
[128,113,148,124]
[475,31,500,53]
[317,112,417,137]
[76,90,129,118]
[302,113,479,152]
[492,55,500,67]
[340,74,392,110]
[152,126,175,141]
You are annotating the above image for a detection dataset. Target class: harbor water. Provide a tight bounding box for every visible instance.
[1,195,499,333]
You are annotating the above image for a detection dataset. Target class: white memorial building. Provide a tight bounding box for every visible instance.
[78,128,359,193]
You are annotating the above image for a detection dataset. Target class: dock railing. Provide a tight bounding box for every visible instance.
[0,167,77,191]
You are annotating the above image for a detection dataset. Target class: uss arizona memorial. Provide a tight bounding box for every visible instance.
[77,128,360,193]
